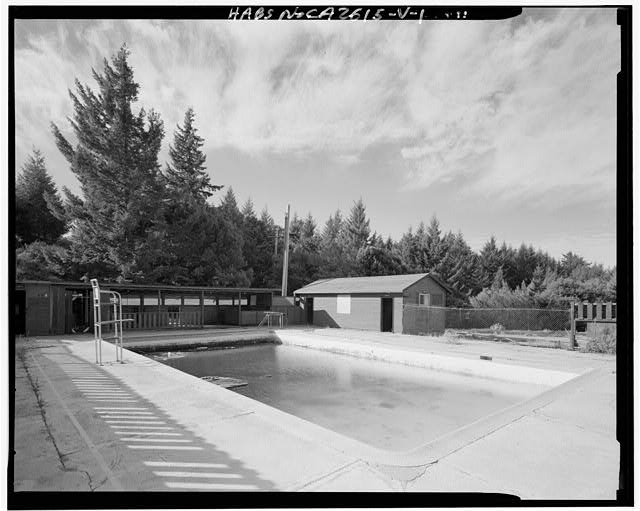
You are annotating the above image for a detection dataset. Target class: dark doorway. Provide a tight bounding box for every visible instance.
[381,297,393,332]
[305,298,314,324]
[15,290,26,335]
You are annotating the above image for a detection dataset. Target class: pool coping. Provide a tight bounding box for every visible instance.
[275,330,580,386]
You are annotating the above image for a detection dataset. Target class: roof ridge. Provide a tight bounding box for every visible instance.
[294,273,444,295]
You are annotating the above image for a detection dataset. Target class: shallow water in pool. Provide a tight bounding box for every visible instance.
[154,343,548,451]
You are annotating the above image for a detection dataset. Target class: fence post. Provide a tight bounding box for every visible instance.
[569,302,576,350]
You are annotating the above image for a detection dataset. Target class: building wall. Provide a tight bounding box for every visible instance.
[403,276,447,307]
[312,294,403,331]
[25,283,51,336]
[402,276,448,334]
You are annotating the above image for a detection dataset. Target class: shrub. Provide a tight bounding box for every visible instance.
[443,329,463,344]
[583,325,616,354]
[490,323,505,334]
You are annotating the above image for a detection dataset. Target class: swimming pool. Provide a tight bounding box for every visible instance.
[152,344,551,451]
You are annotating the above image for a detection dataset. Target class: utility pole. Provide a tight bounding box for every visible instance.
[281,204,290,297]
[274,226,279,256]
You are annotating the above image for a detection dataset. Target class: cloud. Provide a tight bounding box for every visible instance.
[398,9,619,205]
[14,10,619,212]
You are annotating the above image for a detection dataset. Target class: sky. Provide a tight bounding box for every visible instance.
[13,8,620,267]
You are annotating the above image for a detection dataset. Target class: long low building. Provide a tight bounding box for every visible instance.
[293,273,451,334]
[14,280,283,336]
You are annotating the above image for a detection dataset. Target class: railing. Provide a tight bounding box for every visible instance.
[570,302,616,350]
[573,302,616,322]
[258,311,285,328]
[121,311,202,330]
[91,279,132,365]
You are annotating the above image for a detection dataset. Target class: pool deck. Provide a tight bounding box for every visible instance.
[12,327,618,500]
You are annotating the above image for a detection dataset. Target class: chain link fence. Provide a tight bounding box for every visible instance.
[403,304,571,344]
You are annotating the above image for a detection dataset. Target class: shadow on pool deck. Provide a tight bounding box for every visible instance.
[13,340,276,492]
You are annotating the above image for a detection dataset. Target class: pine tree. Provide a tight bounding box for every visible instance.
[220,187,241,221]
[397,227,419,273]
[15,149,67,245]
[413,222,428,271]
[425,215,444,271]
[241,198,256,218]
[318,210,347,278]
[51,45,165,280]
[339,199,371,275]
[300,213,319,253]
[477,235,503,289]
[165,108,221,204]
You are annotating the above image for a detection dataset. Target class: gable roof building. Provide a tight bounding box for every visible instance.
[294,273,450,334]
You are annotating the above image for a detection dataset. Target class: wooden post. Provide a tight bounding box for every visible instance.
[274,227,279,256]
[569,302,576,350]
[281,204,290,297]
[238,292,242,326]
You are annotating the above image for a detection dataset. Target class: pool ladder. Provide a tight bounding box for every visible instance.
[91,279,133,365]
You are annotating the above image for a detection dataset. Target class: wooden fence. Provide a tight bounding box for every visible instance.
[569,302,616,349]
[119,311,202,330]
[573,302,616,322]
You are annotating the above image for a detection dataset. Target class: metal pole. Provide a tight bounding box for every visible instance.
[281,204,290,297]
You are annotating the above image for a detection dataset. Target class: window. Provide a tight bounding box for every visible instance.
[419,293,444,306]
[336,294,351,314]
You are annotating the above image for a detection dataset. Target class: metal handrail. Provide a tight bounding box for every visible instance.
[258,311,285,328]
[91,279,133,365]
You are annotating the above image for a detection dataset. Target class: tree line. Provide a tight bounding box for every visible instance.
[15,46,616,308]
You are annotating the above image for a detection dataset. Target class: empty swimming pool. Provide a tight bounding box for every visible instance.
[153,344,550,451]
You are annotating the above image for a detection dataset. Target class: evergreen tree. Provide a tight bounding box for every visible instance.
[241,198,256,218]
[477,236,503,289]
[318,210,347,278]
[356,233,405,276]
[438,231,477,304]
[413,222,429,271]
[239,197,269,286]
[259,207,274,227]
[341,199,371,269]
[51,45,165,280]
[15,149,67,245]
[219,187,243,226]
[512,243,539,287]
[559,251,588,277]
[165,107,221,204]
[425,215,444,271]
[16,242,71,280]
[397,227,419,273]
[300,213,320,253]
[150,104,244,285]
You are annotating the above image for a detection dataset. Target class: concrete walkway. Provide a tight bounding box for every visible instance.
[11,328,618,498]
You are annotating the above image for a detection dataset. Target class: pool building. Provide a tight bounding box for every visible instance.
[294,273,451,334]
[14,280,284,336]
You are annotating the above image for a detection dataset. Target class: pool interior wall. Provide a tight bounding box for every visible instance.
[152,344,551,451]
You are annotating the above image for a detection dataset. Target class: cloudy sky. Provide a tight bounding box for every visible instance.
[14,8,619,267]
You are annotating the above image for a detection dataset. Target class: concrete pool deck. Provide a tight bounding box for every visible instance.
[12,327,618,499]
